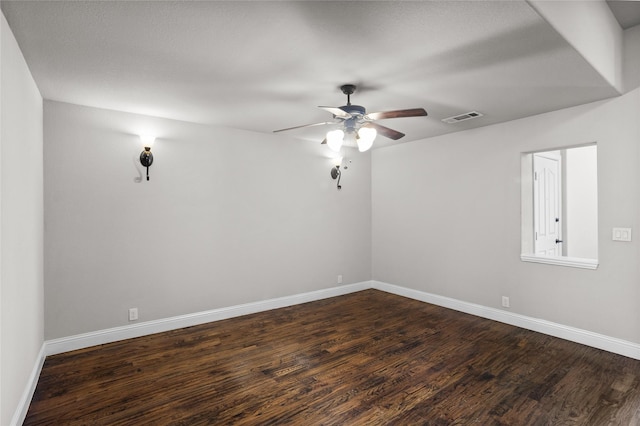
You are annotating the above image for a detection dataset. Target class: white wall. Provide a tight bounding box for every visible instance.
[565,145,598,259]
[44,101,372,339]
[372,87,640,343]
[0,12,44,426]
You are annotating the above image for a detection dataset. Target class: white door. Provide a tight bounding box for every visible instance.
[534,153,562,256]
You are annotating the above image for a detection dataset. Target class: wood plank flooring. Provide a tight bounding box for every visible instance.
[25,290,640,425]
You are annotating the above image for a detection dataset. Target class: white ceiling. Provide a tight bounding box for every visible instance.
[608,0,640,29]
[1,1,630,148]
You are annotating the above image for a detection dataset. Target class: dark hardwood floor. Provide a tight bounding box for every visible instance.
[25,290,640,425]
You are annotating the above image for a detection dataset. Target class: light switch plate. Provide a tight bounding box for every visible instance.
[612,228,632,242]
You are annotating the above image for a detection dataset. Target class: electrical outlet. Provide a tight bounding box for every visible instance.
[128,308,139,321]
[337,274,343,284]
[501,296,510,308]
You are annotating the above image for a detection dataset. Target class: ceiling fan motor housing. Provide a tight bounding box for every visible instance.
[340,104,366,116]
[340,104,366,131]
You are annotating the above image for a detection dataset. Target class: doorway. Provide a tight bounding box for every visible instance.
[533,151,562,256]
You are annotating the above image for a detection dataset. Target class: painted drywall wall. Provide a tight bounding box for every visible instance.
[1,12,44,426]
[43,101,371,339]
[372,87,640,343]
[565,145,598,259]
[528,0,623,92]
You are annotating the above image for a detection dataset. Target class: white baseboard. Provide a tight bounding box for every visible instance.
[44,279,640,360]
[372,280,640,360]
[11,343,46,426]
[16,279,640,425]
[45,281,371,356]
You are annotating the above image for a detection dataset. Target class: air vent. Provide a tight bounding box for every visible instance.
[442,111,484,124]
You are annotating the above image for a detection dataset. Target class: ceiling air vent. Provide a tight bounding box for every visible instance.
[442,111,484,124]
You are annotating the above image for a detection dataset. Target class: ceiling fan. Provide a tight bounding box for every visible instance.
[273,84,428,152]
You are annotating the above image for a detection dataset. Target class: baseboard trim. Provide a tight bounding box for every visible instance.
[45,281,371,356]
[44,280,640,360]
[11,343,46,426]
[18,279,640,424]
[372,280,640,360]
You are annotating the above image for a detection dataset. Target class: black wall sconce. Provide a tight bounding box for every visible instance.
[331,165,342,190]
[139,135,155,181]
[330,157,349,190]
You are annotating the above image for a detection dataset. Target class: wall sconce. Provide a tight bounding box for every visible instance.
[330,156,343,190]
[139,135,155,181]
[330,165,341,190]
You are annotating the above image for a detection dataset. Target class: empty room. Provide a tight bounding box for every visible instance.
[2,1,640,424]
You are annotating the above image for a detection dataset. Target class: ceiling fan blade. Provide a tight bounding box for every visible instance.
[365,108,428,121]
[364,122,405,140]
[319,106,352,119]
[273,121,334,133]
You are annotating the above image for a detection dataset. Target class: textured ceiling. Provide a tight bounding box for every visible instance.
[1,1,624,148]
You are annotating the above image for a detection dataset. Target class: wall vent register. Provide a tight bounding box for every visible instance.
[442,111,484,124]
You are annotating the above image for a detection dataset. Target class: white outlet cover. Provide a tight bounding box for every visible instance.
[128,308,138,321]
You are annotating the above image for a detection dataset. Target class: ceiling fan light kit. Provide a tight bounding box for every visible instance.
[326,129,345,152]
[356,126,376,152]
[273,83,428,189]
[274,84,428,151]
